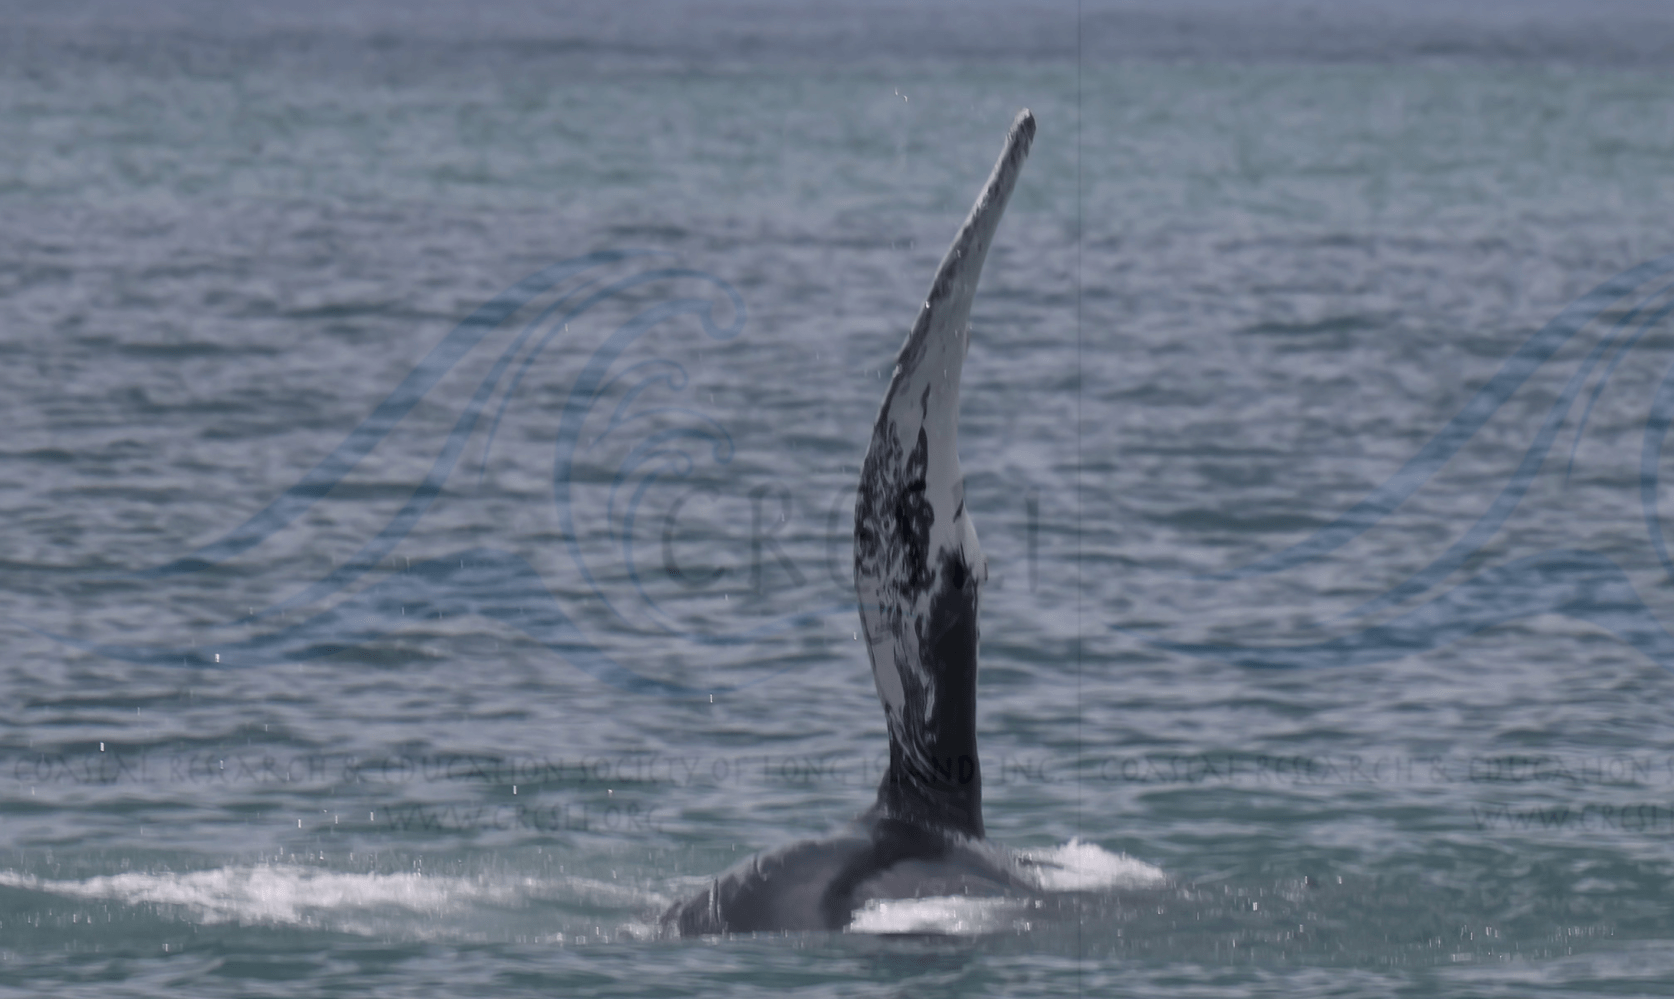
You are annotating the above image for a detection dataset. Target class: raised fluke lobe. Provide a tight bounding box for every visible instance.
[854,108,1034,841]
[663,110,1035,935]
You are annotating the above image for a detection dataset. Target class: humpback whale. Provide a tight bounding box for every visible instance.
[661,109,1037,937]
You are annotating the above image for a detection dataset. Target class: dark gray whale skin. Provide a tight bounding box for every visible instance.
[661,817,1028,936]
[661,109,1036,938]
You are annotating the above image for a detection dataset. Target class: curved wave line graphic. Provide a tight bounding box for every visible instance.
[250,264,749,621]
[1564,286,1674,484]
[1344,286,1674,620]
[474,277,607,489]
[1141,253,1674,674]
[1211,253,1674,582]
[254,266,647,619]
[1637,350,1674,582]
[136,250,654,579]
[1137,550,1674,671]
[22,252,828,696]
[550,274,746,625]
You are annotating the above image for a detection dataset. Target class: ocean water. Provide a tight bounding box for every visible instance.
[4,1,1674,995]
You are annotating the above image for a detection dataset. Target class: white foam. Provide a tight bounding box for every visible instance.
[0,866,520,927]
[848,895,1029,936]
[847,840,1166,936]
[1011,838,1167,892]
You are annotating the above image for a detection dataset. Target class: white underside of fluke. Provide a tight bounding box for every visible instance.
[854,109,1034,734]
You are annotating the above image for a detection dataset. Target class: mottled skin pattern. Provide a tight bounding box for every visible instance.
[855,108,1034,841]
[663,110,1036,937]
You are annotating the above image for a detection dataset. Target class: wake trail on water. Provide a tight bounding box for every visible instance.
[0,865,664,941]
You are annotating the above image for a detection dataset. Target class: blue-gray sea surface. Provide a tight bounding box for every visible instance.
[5,1,1674,995]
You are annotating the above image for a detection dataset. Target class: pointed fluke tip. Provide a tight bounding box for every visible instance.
[1013,109,1036,141]
[1001,109,1035,176]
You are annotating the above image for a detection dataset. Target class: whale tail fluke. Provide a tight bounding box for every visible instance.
[854,109,1035,840]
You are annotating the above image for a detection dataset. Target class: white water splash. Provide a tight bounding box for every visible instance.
[848,895,1030,936]
[0,865,660,937]
[1012,838,1167,892]
[0,866,512,926]
[846,840,1167,936]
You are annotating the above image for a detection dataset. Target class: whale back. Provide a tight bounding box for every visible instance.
[853,110,1035,840]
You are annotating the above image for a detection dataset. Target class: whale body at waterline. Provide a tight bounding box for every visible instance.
[661,109,1111,937]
